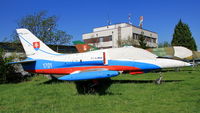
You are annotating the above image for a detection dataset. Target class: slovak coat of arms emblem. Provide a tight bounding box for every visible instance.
[33,42,40,51]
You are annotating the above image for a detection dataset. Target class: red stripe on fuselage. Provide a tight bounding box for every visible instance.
[26,65,141,74]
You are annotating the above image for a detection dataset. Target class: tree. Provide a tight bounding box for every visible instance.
[158,41,171,48]
[117,36,137,47]
[139,31,147,49]
[171,20,197,51]
[13,11,72,45]
[51,30,73,52]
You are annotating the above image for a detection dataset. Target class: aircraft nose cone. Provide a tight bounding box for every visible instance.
[156,58,191,68]
[184,62,192,67]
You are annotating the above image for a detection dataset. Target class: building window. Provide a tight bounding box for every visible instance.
[103,35,112,42]
[135,34,138,40]
[109,36,112,41]
[133,33,136,39]
[84,38,99,43]
[153,38,156,43]
[146,37,150,42]
[84,35,113,44]
[100,38,103,42]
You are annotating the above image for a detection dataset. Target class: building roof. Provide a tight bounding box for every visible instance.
[83,23,157,34]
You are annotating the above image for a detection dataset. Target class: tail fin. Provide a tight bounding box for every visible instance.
[16,28,58,56]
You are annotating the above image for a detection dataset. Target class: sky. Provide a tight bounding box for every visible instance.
[0,0,199,50]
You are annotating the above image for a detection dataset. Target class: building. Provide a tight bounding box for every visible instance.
[82,23,158,49]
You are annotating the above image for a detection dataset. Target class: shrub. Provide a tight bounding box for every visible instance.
[0,48,26,83]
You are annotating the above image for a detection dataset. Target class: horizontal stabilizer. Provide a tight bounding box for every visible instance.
[58,70,119,81]
[8,60,36,64]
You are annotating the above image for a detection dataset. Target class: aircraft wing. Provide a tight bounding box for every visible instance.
[58,70,119,81]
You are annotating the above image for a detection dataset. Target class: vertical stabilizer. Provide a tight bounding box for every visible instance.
[16,28,58,56]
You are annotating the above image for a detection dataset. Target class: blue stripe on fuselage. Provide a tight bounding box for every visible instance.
[22,59,161,71]
[22,59,104,70]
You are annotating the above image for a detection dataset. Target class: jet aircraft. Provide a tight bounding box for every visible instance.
[11,29,191,93]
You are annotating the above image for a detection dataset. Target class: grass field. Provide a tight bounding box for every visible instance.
[0,66,200,113]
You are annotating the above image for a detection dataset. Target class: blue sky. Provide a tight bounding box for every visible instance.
[0,0,199,50]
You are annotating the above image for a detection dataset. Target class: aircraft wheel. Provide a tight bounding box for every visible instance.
[75,78,112,95]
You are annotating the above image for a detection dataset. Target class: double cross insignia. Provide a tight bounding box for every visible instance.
[33,42,40,51]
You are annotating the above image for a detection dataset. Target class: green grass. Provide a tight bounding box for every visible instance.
[0,66,200,113]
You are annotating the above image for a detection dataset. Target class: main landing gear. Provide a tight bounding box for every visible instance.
[75,78,112,95]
